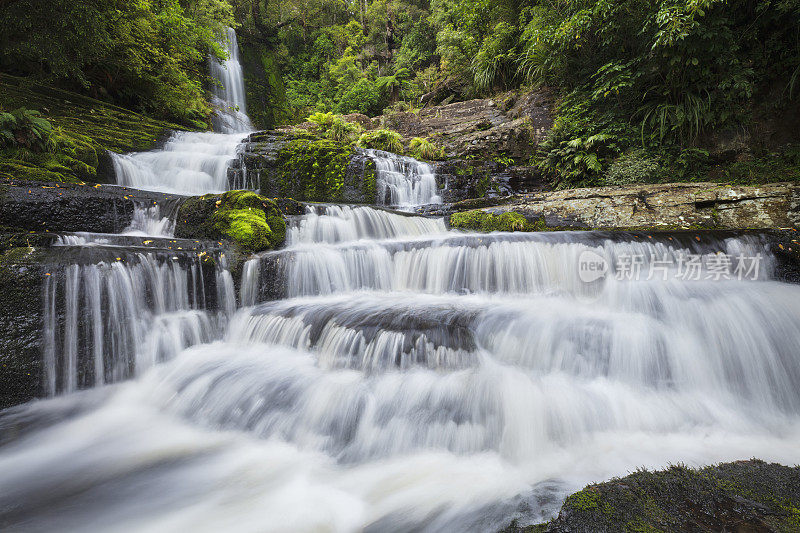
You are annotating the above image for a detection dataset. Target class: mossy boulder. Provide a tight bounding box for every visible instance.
[175,190,287,254]
[449,209,544,232]
[270,138,352,202]
[504,460,800,532]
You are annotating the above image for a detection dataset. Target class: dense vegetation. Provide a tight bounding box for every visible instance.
[2,0,800,187]
[0,0,234,128]
[237,0,800,184]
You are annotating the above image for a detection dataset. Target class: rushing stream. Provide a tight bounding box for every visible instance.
[4,203,800,531]
[2,28,800,533]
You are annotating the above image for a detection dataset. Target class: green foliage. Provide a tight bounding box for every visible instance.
[356,129,404,153]
[307,112,337,130]
[327,117,363,143]
[0,108,52,151]
[0,0,234,125]
[337,78,382,116]
[409,137,444,160]
[603,150,661,187]
[472,21,518,94]
[537,127,620,188]
[306,112,364,142]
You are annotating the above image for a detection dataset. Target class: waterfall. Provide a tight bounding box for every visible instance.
[41,251,231,395]
[366,149,441,208]
[3,206,800,531]
[210,27,253,134]
[287,204,447,245]
[111,28,252,195]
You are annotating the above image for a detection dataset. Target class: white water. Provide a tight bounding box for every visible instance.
[41,252,231,395]
[111,28,252,195]
[288,204,447,245]
[210,27,253,134]
[366,149,441,208]
[4,207,800,531]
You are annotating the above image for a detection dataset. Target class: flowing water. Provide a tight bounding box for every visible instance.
[366,149,442,208]
[110,28,252,195]
[3,23,799,533]
[3,203,800,532]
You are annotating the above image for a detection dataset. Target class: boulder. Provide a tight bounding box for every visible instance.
[175,190,288,254]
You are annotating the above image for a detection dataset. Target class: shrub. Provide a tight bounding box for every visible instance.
[0,108,53,151]
[356,129,404,153]
[306,112,337,131]
[409,137,444,160]
[603,150,661,186]
[336,78,383,116]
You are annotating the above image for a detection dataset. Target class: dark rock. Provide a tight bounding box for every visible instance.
[0,246,47,409]
[0,177,184,234]
[502,460,800,532]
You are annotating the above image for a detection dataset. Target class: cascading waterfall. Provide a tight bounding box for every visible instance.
[210,27,253,134]
[3,206,800,532]
[287,204,447,245]
[366,149,442,208]
[110,27,253,195]
[41,250,231,396]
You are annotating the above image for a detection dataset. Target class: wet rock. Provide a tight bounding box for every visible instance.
[0,246,47,408]
[503,460,800,532]
[236,131,378,204]
[459,182,800,231]
[0,177,183,233]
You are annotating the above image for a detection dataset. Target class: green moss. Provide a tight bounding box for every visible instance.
[362,159,377,202]
[0,73,190,184]
[175,190,287,254]
[271,138,355,202]
[450,209,544,232]
[565,487,602,511]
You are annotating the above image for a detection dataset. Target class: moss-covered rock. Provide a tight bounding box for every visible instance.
[239,40,288,129]
[271,138,353,202]
[175,190,287,254]
[504,460,800,533]
[450,209,544,232]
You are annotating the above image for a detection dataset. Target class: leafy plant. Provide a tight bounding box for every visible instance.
[0,108,53,151]
[409,137,444,160]
[603,150,661,186]
[327,117,363,143]
[356,129,404,153]
[537,132,620,189]
[376,68,411,102]
[307,112,337,131]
